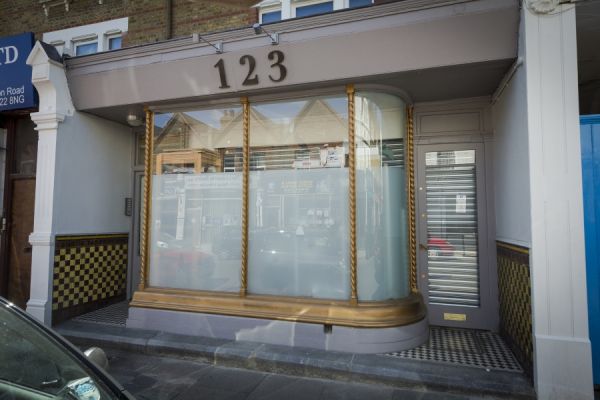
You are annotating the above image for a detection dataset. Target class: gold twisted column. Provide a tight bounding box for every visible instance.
[347,85,358,305]
[406,106,418,293]
[240,97,250,297]
[139,107,154,291]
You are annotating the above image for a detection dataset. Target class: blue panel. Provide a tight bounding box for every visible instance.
[75,42,98,56]
[296,2,333,18]
[349,0,372,8]
[0,32,37,111]
[262,11,281,23]
[581,114,600,385]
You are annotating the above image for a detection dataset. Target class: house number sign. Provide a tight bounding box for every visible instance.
[214,50,287,89]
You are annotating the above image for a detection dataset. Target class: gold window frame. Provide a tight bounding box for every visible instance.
[131,86,424,328]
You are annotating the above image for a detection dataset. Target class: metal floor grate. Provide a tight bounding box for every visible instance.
[71,301,129,326]
[385,326,523,372]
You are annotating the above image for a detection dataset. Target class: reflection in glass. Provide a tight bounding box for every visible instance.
[149,107,243,292]
[248,96,350,299]
[14,119,37,175]
[355,92,409,300]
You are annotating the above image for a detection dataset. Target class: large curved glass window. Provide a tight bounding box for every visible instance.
[146,91,410,303]
[355,92,409,300]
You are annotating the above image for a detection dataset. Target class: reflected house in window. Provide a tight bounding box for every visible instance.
[149,94,408,300]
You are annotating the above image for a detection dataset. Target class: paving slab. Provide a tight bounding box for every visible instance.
[55,320,535,399]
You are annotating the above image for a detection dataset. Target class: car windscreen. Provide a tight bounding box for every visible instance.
[0,303,119,400]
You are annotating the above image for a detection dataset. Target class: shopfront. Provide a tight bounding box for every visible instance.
[45,0,521,352]
[22,0,598,396]
[128,87,428,349]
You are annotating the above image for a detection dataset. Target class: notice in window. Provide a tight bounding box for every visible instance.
[456,194,467,213]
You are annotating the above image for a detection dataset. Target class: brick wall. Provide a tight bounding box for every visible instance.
[0,0,257,47]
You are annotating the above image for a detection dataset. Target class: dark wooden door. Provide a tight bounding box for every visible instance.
[0,117,37,309]
[6,178,35,309]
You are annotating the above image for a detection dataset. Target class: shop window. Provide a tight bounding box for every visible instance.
[261,10,282,23]
[248,95,350,299]
[355,92,409,300]
[295,1,333,17]
[147,90,410,303]
[149,107,243,292]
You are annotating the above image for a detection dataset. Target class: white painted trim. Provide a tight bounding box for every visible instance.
[24,42,74,325]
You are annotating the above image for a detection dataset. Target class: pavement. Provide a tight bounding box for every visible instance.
[106,348,511,400]
[55,320,536,400]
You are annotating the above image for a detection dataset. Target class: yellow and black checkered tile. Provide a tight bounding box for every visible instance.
[52,234,128,324]
[497,241,533,377]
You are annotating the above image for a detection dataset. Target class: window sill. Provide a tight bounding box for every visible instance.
[130,288,426,328]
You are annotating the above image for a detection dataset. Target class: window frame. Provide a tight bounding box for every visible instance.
[72,37,99,56]
[291,0,334,18]
[131,85,423,328]
[104,29,123,51]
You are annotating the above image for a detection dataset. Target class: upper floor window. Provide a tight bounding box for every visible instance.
[75,40,98,56]
[107,35,122,50]
[262,10,282,23]
[43,17,128,56]
[349,0,372,7]
[255,0,373,23]
[295,1,333,17]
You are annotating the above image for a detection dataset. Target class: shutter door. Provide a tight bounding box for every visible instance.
[425,150,480,307]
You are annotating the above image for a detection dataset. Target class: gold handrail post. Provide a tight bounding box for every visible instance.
[407,105,418,293]
[240,97,250,297]
[347,85,358,305]
[139,107,154,291]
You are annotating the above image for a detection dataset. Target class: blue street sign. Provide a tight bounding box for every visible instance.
[0,32,37,111]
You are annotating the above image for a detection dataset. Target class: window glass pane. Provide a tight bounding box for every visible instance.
[425,150,480,307]
[262,10,281,23]
[108,36,122,50]
[355,92,409,300]
[149,107,243,292]
[248,95,349,299]
[295,1,333,17]
[0,306,119,399]
[349,0,372,8]
[75,42,97,56]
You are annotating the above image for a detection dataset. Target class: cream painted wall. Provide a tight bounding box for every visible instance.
[52,112,132,234]
[492,64,531,246]
[521,4,593,399]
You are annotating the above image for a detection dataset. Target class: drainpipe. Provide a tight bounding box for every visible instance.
[165,0,172,40]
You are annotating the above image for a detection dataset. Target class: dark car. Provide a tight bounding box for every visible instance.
[0,297,135,400]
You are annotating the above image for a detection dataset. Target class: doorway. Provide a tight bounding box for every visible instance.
[0,117,37,310]
[416,143,493,329]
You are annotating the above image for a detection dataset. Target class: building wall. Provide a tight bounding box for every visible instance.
[492,63,530,246]
[0,0,257,46]
[491,16,534,377]
[53,111,132,235]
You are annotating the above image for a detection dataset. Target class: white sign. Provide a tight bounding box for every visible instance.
[456,194,467,213]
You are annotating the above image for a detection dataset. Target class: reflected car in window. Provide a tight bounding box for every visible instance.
[0,296,135,400]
